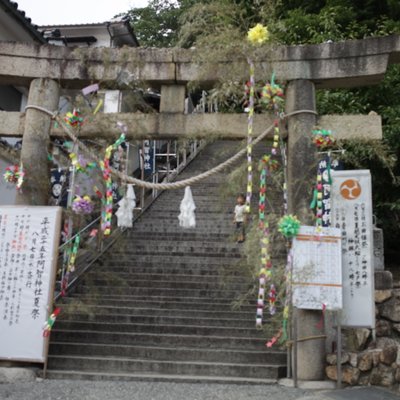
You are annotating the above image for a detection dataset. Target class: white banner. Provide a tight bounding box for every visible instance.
[331,170,375,328]
[0,206,61,362]
[292,226,342,310]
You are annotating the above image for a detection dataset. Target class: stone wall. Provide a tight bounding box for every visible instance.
[326,270,400,389]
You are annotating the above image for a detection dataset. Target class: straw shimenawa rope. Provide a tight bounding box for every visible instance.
[25,105,317,190]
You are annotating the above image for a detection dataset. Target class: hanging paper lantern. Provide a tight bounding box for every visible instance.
[3,164,24,189]
[64,108,84,128]
[72,195,94,215]
[312,129,335,149]
[247,24,269,45]
[278,214,301,239]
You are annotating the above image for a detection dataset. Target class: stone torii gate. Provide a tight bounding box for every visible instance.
[1,34,399,381]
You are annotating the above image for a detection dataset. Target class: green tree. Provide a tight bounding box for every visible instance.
[123,0,199,47]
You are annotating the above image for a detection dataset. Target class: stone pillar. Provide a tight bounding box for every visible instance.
[285,80,325,380]
[160,85,186,113]
[16,78,59,205]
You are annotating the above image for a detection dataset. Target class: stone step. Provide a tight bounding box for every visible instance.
[45,369,278,385]
[130,225,235,234]
[51,329,267,350]
[80,278,248,291]
[114,242,242,254]
[84,271,246,284]
[72,285,243,299]
[61,297,255,312]
[48,140,286,383]
[49,342,285,364]
[59,312,256,328]
[66,293,249,305]
[109,251,242,259]
[100,254,242,264]
[124,231,231,240]
[59,304,254,319]
[47,354,284,379]
[93,264,245,276]
[54,320,261,338]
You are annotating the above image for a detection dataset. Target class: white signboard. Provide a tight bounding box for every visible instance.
[331,170,375,328]
[0,206,61,362]
[292,226,342,310]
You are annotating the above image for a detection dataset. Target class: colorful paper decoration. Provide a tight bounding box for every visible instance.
[261,80,284,112]
[3,164,24,189]
[262,75,284,156]
[99,134,126,236]
[178,186,196,228]
[310,173,324,231]
[42,307,61,337]
[67,234,80,273]
[64,108,83,128]
[312,129,335,149]
[256,157,272,327]
[247,24,269,45]
[278,214,301,239]
[69,153,97,174]
[245,61,255,214]
[61,234,81,297]
[72,195,94,215]
[269,284,277,315]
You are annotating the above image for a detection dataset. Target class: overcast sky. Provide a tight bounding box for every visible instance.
[16,0,149,25]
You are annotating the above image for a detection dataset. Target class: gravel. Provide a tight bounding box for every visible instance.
[0,380,312,400]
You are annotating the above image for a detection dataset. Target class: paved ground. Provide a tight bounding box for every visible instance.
[0,381,399,400]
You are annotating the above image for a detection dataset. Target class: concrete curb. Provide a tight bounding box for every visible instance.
[0,367,37,383]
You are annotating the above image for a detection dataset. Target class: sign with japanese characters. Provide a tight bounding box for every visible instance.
[0,206,62,362]
[317,156,342,227]
[331,170,375,328]
[141,140,154,175]
[292,226,342,310]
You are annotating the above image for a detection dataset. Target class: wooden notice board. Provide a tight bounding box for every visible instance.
[0,206,62,363]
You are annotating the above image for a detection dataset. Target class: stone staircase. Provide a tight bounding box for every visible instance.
[46,140,287,384]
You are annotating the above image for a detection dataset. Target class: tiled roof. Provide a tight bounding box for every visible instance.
[0,0,46,43]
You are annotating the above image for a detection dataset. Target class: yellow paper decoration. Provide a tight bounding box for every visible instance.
[247,24,269,45]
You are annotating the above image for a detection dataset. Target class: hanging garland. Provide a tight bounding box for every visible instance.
[310,173,324,231]
[42,307,61,337]
[245,24,270,214]
[245,61,255,214]
[61,233,80,297]
[310,129,335,230]
[99,134,126,236]
[255,72,285,329]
